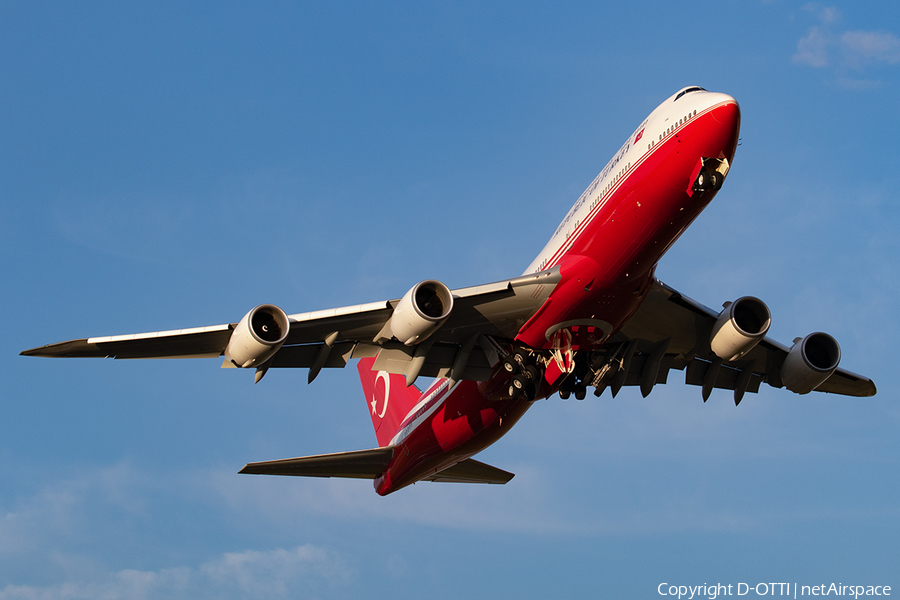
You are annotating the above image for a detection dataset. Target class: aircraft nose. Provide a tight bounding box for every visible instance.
[704,94,741,162]
[712,94,740,126]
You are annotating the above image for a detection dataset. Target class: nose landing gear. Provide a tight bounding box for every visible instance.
[692,157,730,193]
[694,168,722,192]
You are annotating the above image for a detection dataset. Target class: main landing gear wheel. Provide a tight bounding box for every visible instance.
[511,376,526,392]
[508,363,541,401]
[558,373,576,400]
[574,384,587,400]
[502,351,528,375]
[508,377,536,401]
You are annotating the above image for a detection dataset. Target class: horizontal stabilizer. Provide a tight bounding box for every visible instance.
[424,458,514,484]
[239,447,393,479]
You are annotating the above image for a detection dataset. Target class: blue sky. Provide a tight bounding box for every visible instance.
[2,2,899,598]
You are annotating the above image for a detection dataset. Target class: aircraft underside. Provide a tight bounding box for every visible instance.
[22,87,876,496]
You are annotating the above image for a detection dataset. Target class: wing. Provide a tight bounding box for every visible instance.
[589,279,876,402]
[21,271,875,400]
[21,268,562,384]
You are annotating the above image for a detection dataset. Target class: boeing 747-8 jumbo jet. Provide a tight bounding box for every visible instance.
[23,87,876,495]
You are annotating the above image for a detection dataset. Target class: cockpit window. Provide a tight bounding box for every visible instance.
[674,87,706,101]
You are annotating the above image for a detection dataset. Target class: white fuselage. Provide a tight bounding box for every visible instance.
[523,87,737,275]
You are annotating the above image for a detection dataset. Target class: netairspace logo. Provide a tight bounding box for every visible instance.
[657,583,892,600]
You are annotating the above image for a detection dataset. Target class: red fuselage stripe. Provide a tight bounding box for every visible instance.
[540,101,729,271]
[376,97,741,495]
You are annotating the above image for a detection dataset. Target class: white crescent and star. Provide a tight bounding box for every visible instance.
[370,370,390,419]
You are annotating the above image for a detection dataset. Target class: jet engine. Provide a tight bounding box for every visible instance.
[710,296,771,362]
[378,280,454,346]
[224,304,290,368]
[780,332,841,394]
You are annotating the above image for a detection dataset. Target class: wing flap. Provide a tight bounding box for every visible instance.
[238,447,394,479]
[268,342,358,369]
[369,342,495,381]
[683,358,764,393]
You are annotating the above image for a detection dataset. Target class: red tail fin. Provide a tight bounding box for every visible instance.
[357,357,423,447]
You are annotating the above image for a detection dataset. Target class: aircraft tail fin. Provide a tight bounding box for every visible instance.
[357,357,423,447]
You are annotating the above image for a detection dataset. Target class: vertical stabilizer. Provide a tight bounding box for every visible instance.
[357,357,423,447]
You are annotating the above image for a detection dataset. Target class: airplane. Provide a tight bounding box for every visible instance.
[21,86,876,496]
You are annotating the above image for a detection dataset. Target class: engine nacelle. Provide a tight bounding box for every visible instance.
[781,332,841,394]
[710,296,771,362]
[224,304,290,368]
[378,280,454,346]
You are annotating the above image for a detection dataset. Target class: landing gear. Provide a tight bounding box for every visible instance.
[556,354,590,400]
[694,167,723,193]
[555,347,630,400]
[503,350,543,401]
[559,377,587,400]
[573,383,587,400]
[508,376,527,399]
[502,351,527,374]
[558,373,574,399]
[508,373,536,401]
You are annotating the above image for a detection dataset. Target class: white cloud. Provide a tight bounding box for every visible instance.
[0,463,353,600]
[834,77,882,90]
[0,545,349,600]
[199,545,351,596]
[841,30,900,66]
[793,26,831,67]
[802,3,839,24]
[0,463,145,558]
[792,7,900,74]
[792,5,839,67]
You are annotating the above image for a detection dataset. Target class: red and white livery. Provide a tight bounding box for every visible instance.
[23,88,876,495]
